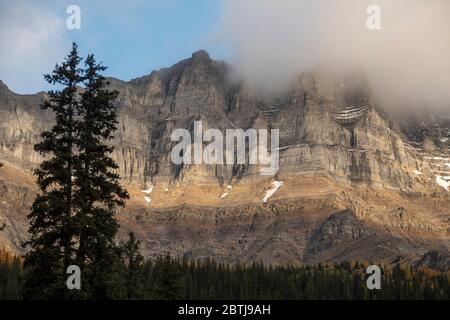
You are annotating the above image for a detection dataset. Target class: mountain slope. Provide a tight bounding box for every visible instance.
[0,51,449,267]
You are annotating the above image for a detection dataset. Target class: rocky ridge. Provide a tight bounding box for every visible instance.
[0,51,449,268]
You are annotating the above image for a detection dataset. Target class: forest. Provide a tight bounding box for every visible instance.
[1,247,449,300]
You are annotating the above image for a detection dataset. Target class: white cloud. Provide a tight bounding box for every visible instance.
[217,0,450,111]
[0,0,67,94]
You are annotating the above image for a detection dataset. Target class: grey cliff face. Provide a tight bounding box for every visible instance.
[0,51,449,268]
[0,51,445,192]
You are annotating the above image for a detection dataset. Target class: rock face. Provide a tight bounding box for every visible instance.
[0,52,449,269]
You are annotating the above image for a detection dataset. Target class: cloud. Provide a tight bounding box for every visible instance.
[217,0,450,111]
[0,0,67,94]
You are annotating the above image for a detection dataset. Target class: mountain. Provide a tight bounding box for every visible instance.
[0,51,449,268]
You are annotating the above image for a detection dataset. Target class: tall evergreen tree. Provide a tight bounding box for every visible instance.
[154,255,184,300]
[22,43,83,299]
[22,43,128,299]
[120,232,144,299]
[72,53,129,299]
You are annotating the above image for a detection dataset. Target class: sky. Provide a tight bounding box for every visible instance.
[219,0,450,111]
[0,0,228,94]
[0,0,449,113]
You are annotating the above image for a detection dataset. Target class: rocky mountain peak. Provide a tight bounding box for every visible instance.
[191,49,210,62]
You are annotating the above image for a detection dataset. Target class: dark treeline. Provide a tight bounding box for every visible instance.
[178,260,449,300]
[1,247,449,300]
[0,250,22,299]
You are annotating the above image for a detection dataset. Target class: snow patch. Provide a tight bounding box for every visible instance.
[435,175,450,191]
[412,170,422,175]
[220,185,232,199]
[425,156,449,161]
[164,188,169,192]
[141,185,154,194]
[141,185,154,204]
[274,144,307,151]
[263,181,283,203]
[333,106,368,122]
[441,138,449,143]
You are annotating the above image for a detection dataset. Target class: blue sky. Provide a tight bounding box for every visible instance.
[0,0,229,93]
